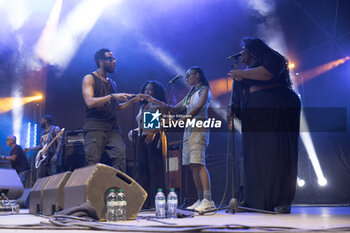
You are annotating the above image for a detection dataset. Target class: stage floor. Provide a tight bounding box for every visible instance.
[0,206,349,232]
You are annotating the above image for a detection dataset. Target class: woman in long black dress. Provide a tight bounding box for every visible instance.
[229,37,301,213]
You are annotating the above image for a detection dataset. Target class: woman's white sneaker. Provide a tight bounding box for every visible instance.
[194,199,216,213]
[186,200,202,210]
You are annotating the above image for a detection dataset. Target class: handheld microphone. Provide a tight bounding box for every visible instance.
[168,75,182,85]
[227,52,242,60]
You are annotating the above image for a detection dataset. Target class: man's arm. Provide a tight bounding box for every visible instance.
[24,144,42,153]
[24,135,44,153]
[116,95,141,110]
[82,75,113,108]
[137,94,186,114]
[51,126,63,163]
[1,154,17,161]
[82,75,136,108]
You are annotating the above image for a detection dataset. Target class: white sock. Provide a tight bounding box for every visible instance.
[203,190,211,201]
[198,191,203,200]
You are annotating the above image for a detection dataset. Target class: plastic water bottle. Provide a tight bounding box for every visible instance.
[106,188,117,222]
[155,188,166,219]
[116,189,127,221]
[167,188,178,219]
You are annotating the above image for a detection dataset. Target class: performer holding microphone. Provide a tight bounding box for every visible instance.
[228,37,301,213]
[140,67,216,213]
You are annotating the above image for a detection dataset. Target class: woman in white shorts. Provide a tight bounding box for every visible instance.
[142,66,215,213]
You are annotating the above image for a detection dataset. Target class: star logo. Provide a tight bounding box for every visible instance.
[150,110,162,122]
[143,110,161,129]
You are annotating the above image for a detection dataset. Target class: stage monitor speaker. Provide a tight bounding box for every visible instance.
[42,171,72,215]
[63,163,147,221]
[0,168,24,199]
[29,176,51,214]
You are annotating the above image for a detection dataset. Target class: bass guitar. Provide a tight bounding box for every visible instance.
[35,128,65,168]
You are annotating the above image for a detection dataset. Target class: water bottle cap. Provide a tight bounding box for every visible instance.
[109,188,116,192]
[157,188,163,192]
[170,188,175,191]
[118,189,123,193]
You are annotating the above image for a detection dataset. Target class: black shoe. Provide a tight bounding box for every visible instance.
[275,204,291,214]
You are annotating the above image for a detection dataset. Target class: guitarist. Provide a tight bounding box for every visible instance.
[1,135,29,186]
[24,115,63,177]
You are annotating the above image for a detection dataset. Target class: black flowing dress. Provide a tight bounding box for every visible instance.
[234,52,301,211]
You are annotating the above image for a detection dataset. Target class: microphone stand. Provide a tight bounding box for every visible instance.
[131,103,138,179]
[198,57,276,215]
[197,59,241,216]
[165,82,177,193]
[223,58,275,215]
[227,58,240,214]
[195,58,242,215]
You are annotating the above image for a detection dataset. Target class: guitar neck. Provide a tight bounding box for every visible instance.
[42,129,65,155]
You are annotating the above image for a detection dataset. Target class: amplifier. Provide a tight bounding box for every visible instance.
[65,130,84,144]
[63,130,85,171]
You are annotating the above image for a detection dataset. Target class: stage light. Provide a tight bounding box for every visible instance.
[24,94,43,102]
[288,63,295,69]
[300,116,327,189]
[244,0,275,16]
[35,0,63,64]
[26,122,31,148]
[12,89,23,145]
[38,0,124,69]
[25,122,39,148]
[0,94,44,114]
[297,177,305,187]
[318,178,327,186]
[293,56,350,86]
[142,41,184,75]
[209,78,232,99]
[292,62,328,191]
[33,123,38,147]
[0,0,31,30]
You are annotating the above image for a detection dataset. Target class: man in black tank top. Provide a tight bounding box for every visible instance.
[81,48,140,172]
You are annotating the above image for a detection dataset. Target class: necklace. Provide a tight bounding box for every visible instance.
[95,70,108,82]
[185,85,205,105]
